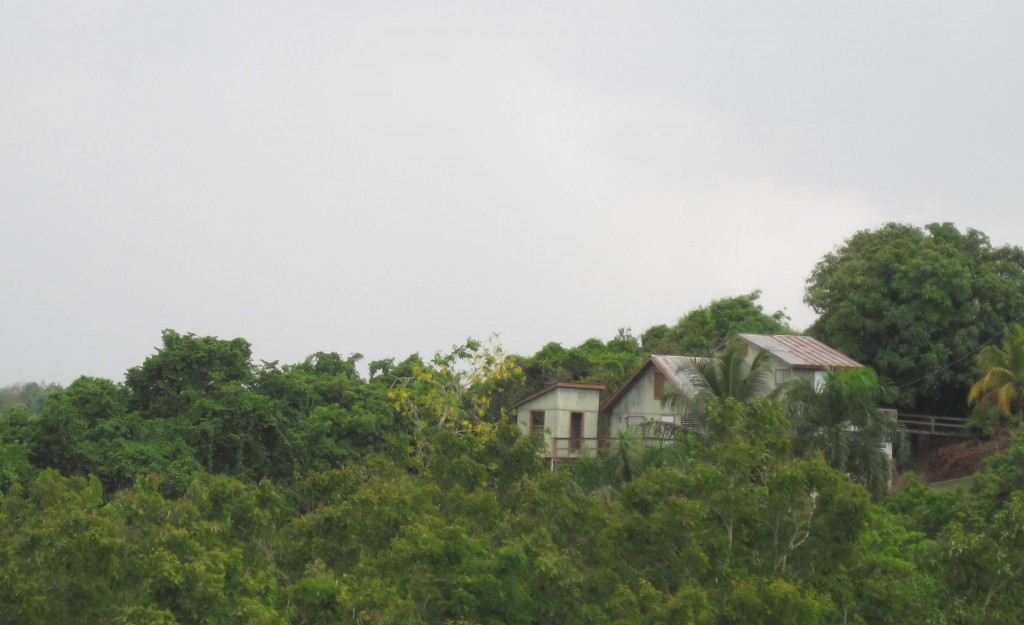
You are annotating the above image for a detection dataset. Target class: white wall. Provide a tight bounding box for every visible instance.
[516,386,601,457]
[608,367,679,436]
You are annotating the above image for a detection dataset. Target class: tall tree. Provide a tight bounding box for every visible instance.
[520,329,646,401]
[641,291,793,356]
[968,323,1024,425]
[125,329,254,420]
[806,222,1024,414]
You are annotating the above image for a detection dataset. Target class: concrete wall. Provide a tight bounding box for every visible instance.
[516,386,601,457]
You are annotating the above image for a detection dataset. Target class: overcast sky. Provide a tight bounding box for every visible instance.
[2,1,1023,385]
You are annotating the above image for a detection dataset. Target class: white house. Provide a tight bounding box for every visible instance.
[600,335,864,439]
[513,334,868,462]
[512,382,604,461]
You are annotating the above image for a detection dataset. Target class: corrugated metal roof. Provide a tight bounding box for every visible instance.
[650,355,702,392]
[600,355,703,413]
[736,334,862,368]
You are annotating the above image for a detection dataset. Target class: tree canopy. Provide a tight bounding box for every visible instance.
[641,291,794,356]
[805,222,1024,414]
[6,219,1024,622]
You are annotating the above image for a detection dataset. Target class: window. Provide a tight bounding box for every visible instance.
[775,369,792,384]
[530,410,545,436]
[653,372,666,400]
[626,415,646,428]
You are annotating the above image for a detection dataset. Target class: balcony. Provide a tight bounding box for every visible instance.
[547,434,677,463]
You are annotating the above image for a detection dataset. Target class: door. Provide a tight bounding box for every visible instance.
[570,412,584,451]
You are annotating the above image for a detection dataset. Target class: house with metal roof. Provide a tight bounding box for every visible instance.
[600,355,703,437]
[730,333,863,387]
[512,334,863,461]
[599,335,863,441]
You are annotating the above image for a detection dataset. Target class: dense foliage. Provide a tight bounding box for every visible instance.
[782,368,908,501]
[0,395,959,625]
[4,365,1023,624]
[518,329,647,404]
[0,325,1016,624]
[4,220,1024,622]
[969,323,1024,424]
[642,291,794,356]
[806,223,1024,414]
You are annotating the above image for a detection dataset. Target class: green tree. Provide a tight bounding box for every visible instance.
[782,368,908,501]
[570,427,688,497]
[0,382,62,416]
[806,222,1024,413]
[124,331,296,483]
[672,399,873,615]
[969,323,1024,425]
[641,291,793,355]
[841,510,946,625]
[0,442,33,495]
[520,330,646,402]
[934,435,1024,624]
[387,337,524,433]
[884,476,957,537]
[27,376,127,477]
[661,342,775,426]
[125,329,254,420]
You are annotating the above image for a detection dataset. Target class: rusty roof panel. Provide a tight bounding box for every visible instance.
[600,355,703,413]
[651,355,703,391]
[736,334,862,368]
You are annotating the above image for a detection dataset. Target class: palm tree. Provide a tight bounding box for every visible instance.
[662,342,775,428]
[969,324,1024,425]
[781,367,907,500]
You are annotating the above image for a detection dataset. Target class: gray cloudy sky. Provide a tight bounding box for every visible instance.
[2,1,1023,385]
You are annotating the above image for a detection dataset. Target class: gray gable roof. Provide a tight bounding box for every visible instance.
[600,355,702,413]
[512,382,605,408]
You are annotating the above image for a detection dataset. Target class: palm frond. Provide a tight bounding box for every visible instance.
[782,367,905,499]
[969,324,1024,422]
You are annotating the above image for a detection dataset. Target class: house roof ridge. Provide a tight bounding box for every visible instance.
[512,381,606,408]
[599,355,702,414]
[735,333,862,368]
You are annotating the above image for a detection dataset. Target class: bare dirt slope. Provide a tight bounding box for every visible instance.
[906,426,1012,484]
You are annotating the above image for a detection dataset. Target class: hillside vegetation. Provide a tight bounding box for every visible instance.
[2,222,1024,624]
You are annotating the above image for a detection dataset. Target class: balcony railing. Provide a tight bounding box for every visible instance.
[548,437,615,460]
[896,413,971,437]
[547,435,677,462]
